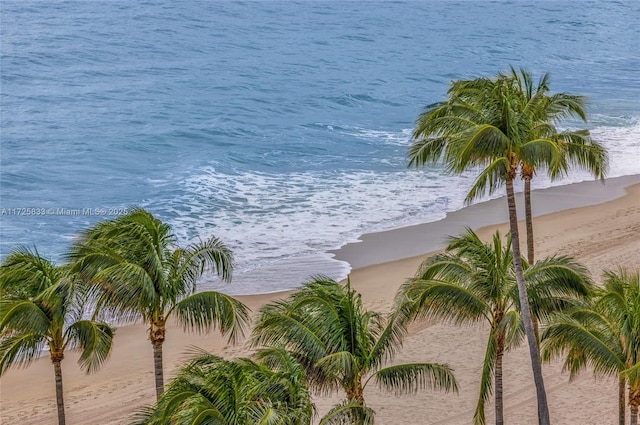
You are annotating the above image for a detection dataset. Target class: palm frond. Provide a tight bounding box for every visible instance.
[174,237,234,286]
[318,399,375,425]
[407,137,448,168]
[0,299,51,336]
[414,252,473,283]
[464,157,509,203]
[90,262,157,322]
[559,130,608,180]
[400,279,488,324]
[474,328,498,425]
[498,310,524,350]
[525,255,594,320]
[252,307,328,362]
[172,291,249,343]
[315,351,359,381]
[367,308,411,369]
[64,320,114,373]
[541,313,623,379]
[0,246,60,298]
[623,362,640,387]
[374,362,458,395]
[0,333,47,375]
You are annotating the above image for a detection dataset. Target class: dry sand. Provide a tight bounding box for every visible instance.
[1,176,639,424]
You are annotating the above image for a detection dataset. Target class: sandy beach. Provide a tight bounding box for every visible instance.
[1,175,639,425]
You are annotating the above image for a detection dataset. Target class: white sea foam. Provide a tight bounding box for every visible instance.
[161,118,639,295]
[336,126,414,146]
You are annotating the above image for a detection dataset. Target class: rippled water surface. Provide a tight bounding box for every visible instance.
[2,1,639,293]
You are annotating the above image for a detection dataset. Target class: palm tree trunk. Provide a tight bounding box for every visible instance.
[524,176,535,264]
[532,316,540,345]
[347,382,366,405]
[505,178,550,425]
[52,359,66,425]
[620,376,626,425]
[150,321,166,400]
[629,386,640,425]
[152,339,164,400]
[346,382,367,425]
[495,340,505,425]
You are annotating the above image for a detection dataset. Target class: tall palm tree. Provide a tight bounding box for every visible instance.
[412,68,608,265]
[541,268,640,425]
[0,247,114,425]
[396,228,593,425]
[409,71,571,424]
[252,276,458,422]
[505,68,608,264]
[132,347,315,425]
[68,208,250,400]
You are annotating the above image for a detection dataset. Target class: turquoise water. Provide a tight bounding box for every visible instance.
[1,1,639,294]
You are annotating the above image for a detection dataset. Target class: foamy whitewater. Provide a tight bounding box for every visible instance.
[1,2,639,294]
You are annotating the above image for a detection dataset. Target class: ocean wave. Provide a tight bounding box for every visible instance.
[2,0,638,294]
[160,118,640,292]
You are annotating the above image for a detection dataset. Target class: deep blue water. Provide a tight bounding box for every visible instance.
[1,1,639,294]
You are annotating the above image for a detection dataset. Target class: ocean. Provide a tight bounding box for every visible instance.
[1,1,639,295]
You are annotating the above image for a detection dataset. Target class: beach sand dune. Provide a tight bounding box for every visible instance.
[1,177,638,424]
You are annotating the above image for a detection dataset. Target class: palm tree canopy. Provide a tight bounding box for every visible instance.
[252,276,457,403]
[68,208,248,342]
[504,68,607,181]
[132,346,314,425]
[542,268,640,381]
[0,247,113,375]
[1,246,66,299]
[396,228,594,424]
[398,228,594,328]
[409,68,608,203]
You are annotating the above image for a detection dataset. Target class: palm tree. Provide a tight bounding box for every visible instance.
[541,268,640,425]
[504,69,608,264]
[412,68,607,267]
[396,228,593,425]
[68,208,250,400]
[0,247,114,425]
[132,346,315,425]
[408,71,574,424]
[252,276,458,422]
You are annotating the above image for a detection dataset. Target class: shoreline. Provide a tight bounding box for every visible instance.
[331,174,640,270]
[1,176,639,424]
[218,174,640,296]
